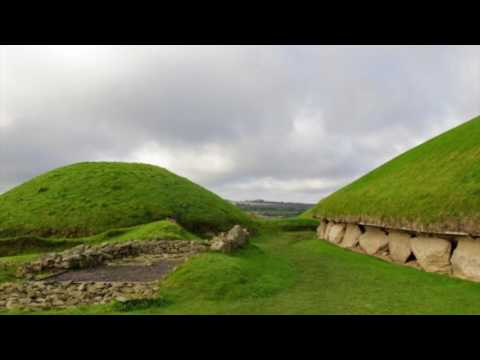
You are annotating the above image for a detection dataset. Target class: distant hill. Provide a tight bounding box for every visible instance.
[231,199,314,218]
[307,115,480,235]
[0,162,252,238]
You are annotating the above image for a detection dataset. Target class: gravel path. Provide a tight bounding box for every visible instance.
[50,259,181,282]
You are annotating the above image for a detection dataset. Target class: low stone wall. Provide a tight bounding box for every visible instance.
[18,224,251,278]
[0,281,159,310]
[317,219,480,283]
[17,240,210,278]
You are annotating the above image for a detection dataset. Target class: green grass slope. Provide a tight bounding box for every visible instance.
[309,115,480,234]
[0,162,252,238]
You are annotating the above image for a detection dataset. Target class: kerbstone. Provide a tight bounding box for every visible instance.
[451,237,480,281]
[358,227,388,255]
[339,224,362,248]
[327,223,346,244]
[324,222,334,241]
[316,220,328,240]
[411,236,451,274]
[388,230,412,263]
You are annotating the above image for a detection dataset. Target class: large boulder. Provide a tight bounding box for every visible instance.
[358,226,388,255]
[327,223,346,244]
[226,225,249,246]
[324,221,334,240]
[210,225,250,253]
[316,220,328,239]
[410,236,451,274]
[451,237,480,281]
[388,230,412,263]
[339,224,362,248]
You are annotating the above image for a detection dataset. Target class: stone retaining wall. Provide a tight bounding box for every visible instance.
[17,224,251,278]
[0,281,159,310]
[317,219,480,282]
[17,240,210,278]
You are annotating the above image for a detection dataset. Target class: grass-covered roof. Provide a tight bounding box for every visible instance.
[309,115,480,235]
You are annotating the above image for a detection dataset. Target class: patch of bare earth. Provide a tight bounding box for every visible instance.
[51,257,182,282]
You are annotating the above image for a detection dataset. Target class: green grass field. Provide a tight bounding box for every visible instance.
[5,219,480,315]
[308,115,480,234]
[0,162,252,238]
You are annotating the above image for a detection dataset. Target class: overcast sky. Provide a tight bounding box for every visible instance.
[1,45,479,203]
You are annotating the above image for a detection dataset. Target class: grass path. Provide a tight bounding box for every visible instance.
[6,226,480,315]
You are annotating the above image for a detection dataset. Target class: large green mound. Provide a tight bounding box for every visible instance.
[0,162,252,238]
[309,115,480,235]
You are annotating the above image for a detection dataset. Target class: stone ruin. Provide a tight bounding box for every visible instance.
[0,281,159,311]
[17,239,210,278]
[0,225,250,311]
[317,219,480,282]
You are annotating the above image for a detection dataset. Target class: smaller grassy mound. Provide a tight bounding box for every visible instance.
[159,245,296,303]
[0,162,252,238]
[84,220,199,244]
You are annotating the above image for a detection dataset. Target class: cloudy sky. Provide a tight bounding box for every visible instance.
[1,45,479,203]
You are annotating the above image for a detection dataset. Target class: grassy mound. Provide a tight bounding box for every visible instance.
[308,115,480,234]
[0,162,252,238]
[159,245,296,303]
[83,220,199,244]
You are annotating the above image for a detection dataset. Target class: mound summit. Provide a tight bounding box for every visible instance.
[0,162,251,238]
[310,115,480,236]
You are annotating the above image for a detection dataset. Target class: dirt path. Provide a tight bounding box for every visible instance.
[50,259,182,282]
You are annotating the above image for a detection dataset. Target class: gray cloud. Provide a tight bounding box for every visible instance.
[1,45,479,202]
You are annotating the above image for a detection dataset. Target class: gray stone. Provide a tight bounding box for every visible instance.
[210,239,232,253]
[358,226,388,255]
[339,224,362,248]
[324,222,334,241]
[388,230,412,263]
[451,237,480,281]
[316,220,328,240]
[411,236,451,274]
[210,225,250,253]
[327,223,346,244]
